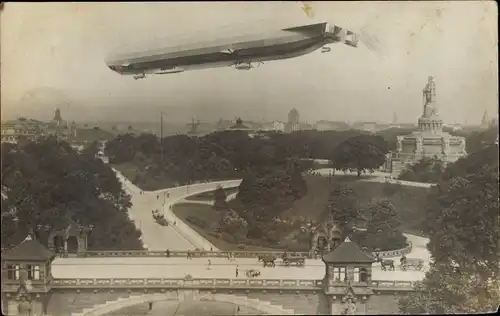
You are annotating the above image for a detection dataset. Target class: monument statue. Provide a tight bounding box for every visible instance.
[422,76,437,118]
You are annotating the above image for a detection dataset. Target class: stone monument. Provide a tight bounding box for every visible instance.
[394,76,467,165]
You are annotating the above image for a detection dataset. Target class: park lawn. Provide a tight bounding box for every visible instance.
[172,203,279,251]
[173,175,430,252]
[284,174,430,236]
[185,188,239,202]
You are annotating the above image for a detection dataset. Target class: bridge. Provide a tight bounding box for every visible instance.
[1,167,432,315]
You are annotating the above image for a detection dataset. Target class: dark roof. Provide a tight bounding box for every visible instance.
[322,237,375,263]
[229,118,250,130]
[2,235,54,261]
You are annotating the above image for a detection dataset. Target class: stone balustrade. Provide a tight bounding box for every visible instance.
[81,243,412,259]
[80,250,312,258]
[375,242,413,259]
[49,277,417,291]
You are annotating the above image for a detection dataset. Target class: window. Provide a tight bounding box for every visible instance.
[6,264,20,280]
[353,268,360,282]
[332,267,346,282]
[360,268,368,282]
[27,265,40,280]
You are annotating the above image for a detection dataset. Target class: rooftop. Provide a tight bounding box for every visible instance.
[2,235,54,261]
[322,237,375,264]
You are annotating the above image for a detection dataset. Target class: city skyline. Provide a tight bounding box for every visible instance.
[1,2,498,124]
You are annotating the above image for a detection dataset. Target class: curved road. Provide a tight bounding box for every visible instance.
[113,167,433,264]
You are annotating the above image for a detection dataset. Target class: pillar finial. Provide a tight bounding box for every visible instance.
[344,237,351,242]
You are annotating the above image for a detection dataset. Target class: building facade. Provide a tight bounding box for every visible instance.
[0,118,44,144]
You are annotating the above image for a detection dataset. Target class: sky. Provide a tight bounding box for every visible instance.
[1,1,498,124]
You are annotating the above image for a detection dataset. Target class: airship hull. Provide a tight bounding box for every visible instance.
[106,22,357,76]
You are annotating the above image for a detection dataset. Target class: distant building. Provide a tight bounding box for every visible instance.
[314,120,350,131]
[260,120,285,133]
[351,121,378,133]
[0,117,45,144]
[299,122,315,131]
[286,108,300,133]
[227,118,253,132]
[481,110,490,128]
[44,108,72,140]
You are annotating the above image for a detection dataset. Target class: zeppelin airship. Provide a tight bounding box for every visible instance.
[105,22,359,80]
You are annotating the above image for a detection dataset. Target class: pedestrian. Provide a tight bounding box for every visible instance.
[210,247,213,252]
[157,194,159,200]
[207,259,212,270]
[148,302,153,310]
[187,250,190,260]
[236,266,239,277]
[166,249,170,258]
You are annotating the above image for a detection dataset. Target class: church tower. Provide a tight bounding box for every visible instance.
[392,112,398,125]
[53,108,62,122]
[481,110,489,128]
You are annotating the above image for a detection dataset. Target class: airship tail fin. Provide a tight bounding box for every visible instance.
[282,22,327,34]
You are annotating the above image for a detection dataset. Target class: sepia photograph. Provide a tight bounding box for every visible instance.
[0,1,498,315]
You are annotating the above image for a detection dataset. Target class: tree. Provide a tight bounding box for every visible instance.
[363,199,406,251]
[323,184,360,238]
[398,157,444,183]
[213,185,228,211]
[399,264,500,314]
[399,146,499,314]
[1,138,141,250]
[424,163,499,279]
[332,135,389,176]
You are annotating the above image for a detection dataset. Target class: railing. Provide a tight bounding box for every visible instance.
[375,242,413,259]
[49,277,417,291]
[51,278,323,290]
[80,250,311,258]
[80,244,412,259]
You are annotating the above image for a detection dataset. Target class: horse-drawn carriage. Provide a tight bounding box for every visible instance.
[281,253,306,267]
[376,256,395,271]
[246,269,261,278]
[258,255,276,267]
[400,257,424,271]
[152,209,168,226]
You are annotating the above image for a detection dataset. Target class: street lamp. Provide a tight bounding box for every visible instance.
[160,111,168,163]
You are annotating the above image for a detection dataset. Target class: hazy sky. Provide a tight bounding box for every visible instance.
[1,2,498,124]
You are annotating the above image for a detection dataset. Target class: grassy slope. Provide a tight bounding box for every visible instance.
[173,175,430,251]
[172,203,278,251]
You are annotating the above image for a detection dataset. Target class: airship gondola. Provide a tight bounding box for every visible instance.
[106,22,359,78]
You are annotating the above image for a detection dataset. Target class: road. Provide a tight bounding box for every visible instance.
[114,170,241,251]
[113,166,432,266]
[51,256,426,281]
[312,168,435,188]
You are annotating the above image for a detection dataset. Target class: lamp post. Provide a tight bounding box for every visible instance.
[160,111,168,163]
